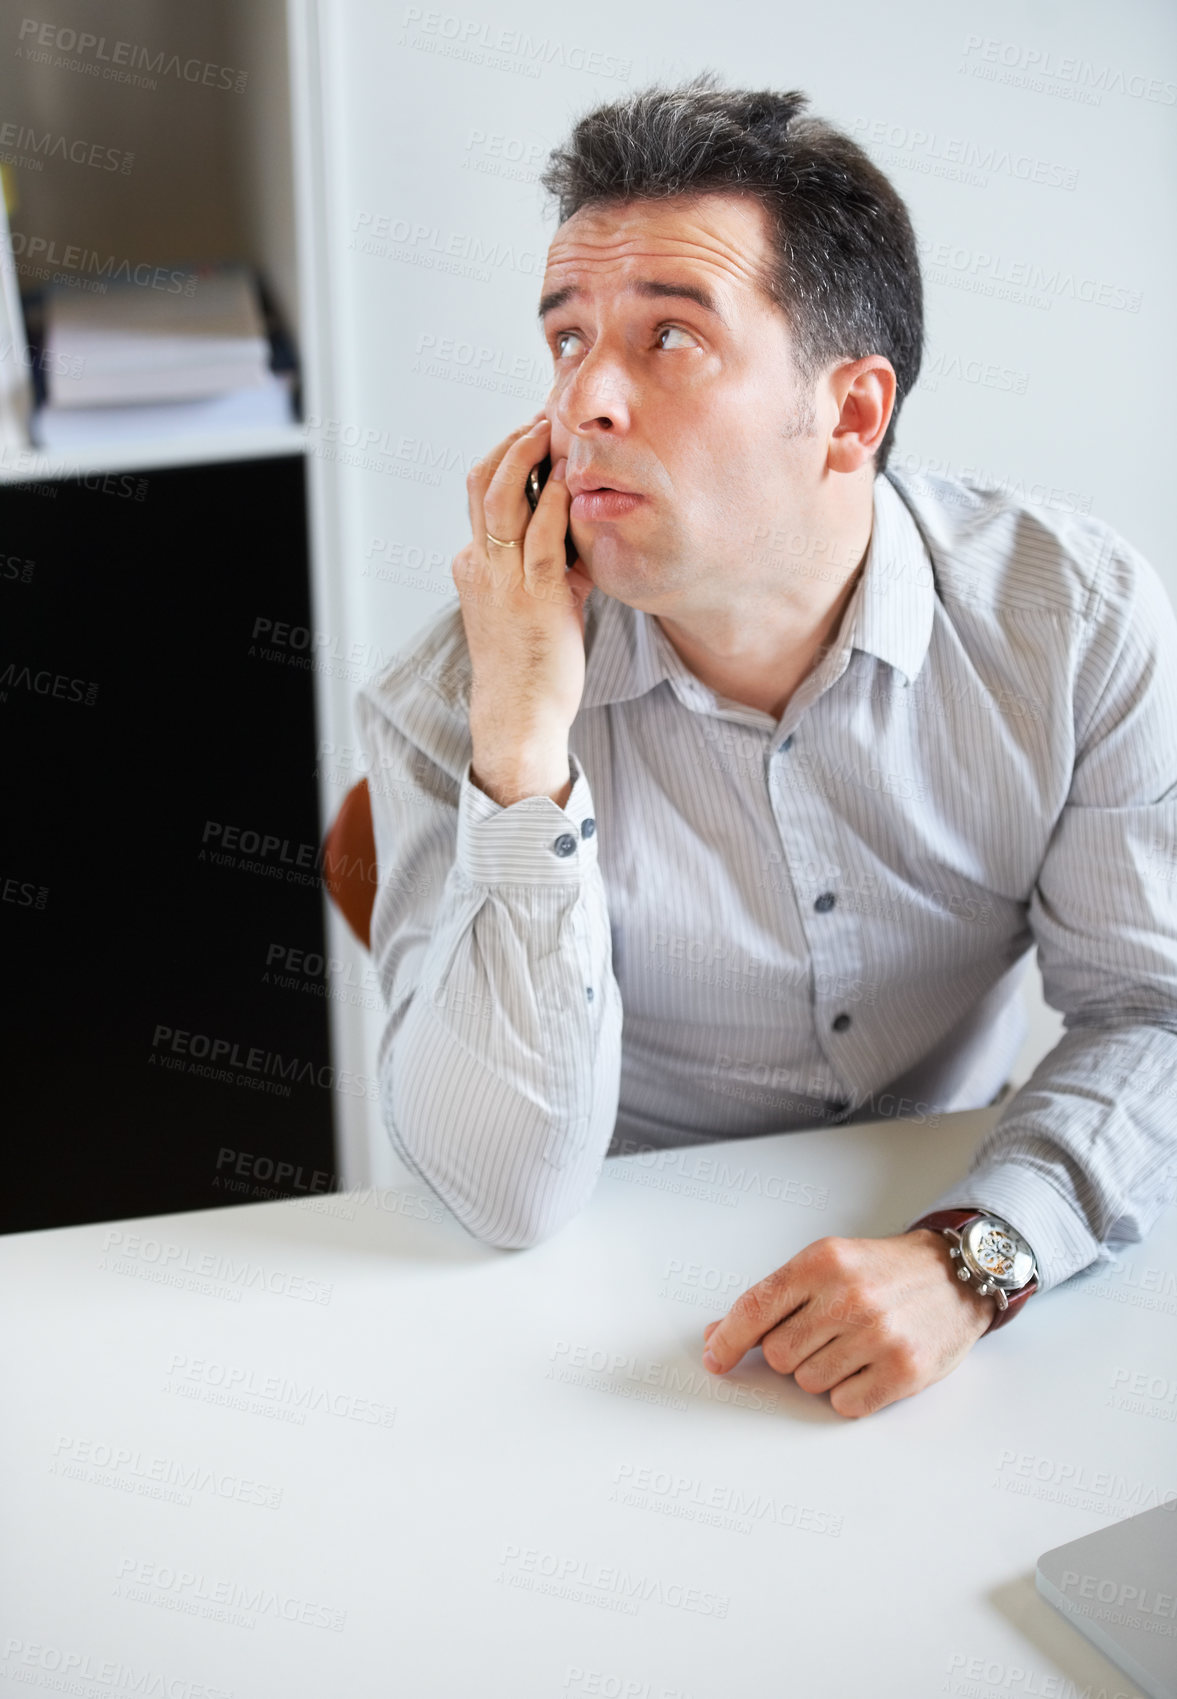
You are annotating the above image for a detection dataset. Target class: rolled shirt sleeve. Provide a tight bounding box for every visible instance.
[905,534,1177,1291]
[355,675,623,1250]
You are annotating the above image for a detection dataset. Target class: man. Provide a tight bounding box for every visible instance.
[355,75,1177,1418]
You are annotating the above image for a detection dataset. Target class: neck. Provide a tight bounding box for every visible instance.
[653,483,875,720]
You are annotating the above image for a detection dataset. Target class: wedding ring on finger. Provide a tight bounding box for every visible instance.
[485,531,524,549]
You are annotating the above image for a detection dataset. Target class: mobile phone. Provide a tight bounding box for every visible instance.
[525,453,578,567]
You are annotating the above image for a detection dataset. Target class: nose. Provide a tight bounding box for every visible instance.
[551,342,632,442]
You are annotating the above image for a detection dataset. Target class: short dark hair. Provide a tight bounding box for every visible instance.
[539,72,924,476]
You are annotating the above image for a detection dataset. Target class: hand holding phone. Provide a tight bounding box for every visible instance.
[452,415,593,807]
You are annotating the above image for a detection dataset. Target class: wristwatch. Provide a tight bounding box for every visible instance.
[909,1207,1039,1332]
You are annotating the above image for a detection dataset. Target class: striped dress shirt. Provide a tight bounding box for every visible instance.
[354,468,1177,1288]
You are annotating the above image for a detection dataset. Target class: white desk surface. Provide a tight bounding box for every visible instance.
[2,1106,1172,1699]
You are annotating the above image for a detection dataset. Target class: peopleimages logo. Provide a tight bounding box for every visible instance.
[495,1543,729,1618]
[0,122,134,173]
[916,236,1141,313]
[944,1651,1141,1696]
[850,115,1078,190]
[0,230,196,293]
[0,1640,234,1696]
[993,1448,1177,1515]
[547,1340,780,1413]
[150,1023,379,1102]
[113,1555,347,1633]
[49,1433,282,1510]
[959,33,1176,105]
[164,1353,396,1429]
[610,1463,843,1537]
[1058,1566,1177,1621]
[16,18,249,92]
[0,661,99,706]
[397,6,632,83]
[100,1229,334,1305]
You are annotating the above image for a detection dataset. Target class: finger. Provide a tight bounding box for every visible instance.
[757,1299,844,1380]
[468,412,545,498]
[466,418,537,531]
[703,1263,808,1375]
[783,1329,874,1398]
[521,454,579,597]
[827,1362,910,1421]
[481,418,551,552]
[466,415,548,544]
[828,1319,934,1417]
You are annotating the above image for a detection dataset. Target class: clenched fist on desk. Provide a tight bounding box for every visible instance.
[701,1230,995,1419]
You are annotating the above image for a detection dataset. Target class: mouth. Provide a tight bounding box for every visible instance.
[566,471,642,499]
[569,487,646,521]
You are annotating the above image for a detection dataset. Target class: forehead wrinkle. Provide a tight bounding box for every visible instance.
[538,277,730,328]
[544,198,771,298]
[539,250,764,339]
[544,232,762,293]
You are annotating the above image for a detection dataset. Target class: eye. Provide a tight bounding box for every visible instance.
[550,322,699,359]
[656,324,697,350]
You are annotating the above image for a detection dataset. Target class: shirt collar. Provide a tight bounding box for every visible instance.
[580,470,936,712]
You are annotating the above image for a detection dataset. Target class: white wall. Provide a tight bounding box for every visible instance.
[307,0,1177,1180]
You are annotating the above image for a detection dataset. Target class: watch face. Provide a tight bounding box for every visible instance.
[964,1219,1035,1290]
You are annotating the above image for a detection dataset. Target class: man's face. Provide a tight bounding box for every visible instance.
[539,192,825,613]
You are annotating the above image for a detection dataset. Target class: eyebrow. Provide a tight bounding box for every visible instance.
[537,279,729,327]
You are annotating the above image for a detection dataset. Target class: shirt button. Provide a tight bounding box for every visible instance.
[581,817,596,839]
[826,1098,850,1118]
[832,1012,852,1033]
[778,735,794,753]
[814,891,836,913]
[552,833,578,857]
[586,986,594,1001]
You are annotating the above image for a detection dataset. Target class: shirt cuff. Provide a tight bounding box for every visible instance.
[903,1159,1108,1293]
[456,750,599,885]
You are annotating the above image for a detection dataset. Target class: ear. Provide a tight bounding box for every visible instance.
[827,357,897,474]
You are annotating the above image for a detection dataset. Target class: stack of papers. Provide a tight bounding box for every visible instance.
[32,262,295,448]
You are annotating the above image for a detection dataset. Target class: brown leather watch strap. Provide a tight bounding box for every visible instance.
[909,1207,1039,1332]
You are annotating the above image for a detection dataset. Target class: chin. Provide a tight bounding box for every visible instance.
[585,554,670,609]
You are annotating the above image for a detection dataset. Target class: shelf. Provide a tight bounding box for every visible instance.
[0,423,307,483]
[1,0,303,488]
